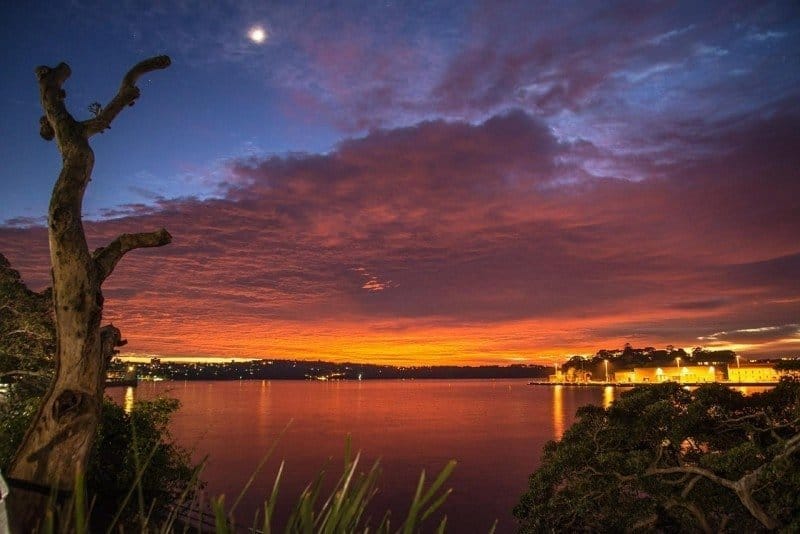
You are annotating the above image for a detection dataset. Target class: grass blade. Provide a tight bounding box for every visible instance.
[212,496,228,533]
[420,460,456,507]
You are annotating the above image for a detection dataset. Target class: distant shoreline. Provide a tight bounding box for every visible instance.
[109,358,552,382]
[103,377,781,388]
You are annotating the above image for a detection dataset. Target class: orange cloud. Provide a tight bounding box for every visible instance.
[2,111,799,364]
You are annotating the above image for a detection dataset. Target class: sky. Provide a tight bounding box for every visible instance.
[0,1,798,365]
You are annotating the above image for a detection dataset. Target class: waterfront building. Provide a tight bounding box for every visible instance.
[728,363,780,383]
[615,365,722,384]
[548,354,798,385]
[549,367,591,383]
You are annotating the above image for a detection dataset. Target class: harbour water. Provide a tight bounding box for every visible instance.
[110,380,613,532]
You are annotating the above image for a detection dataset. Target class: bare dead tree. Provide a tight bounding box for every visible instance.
[6,56,172,530]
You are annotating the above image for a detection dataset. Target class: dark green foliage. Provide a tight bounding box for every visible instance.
[0,253,55,468]
[87,397,198,526]
[515,381,800,533]
[0,253,54,392]
[775,359,800,371]
[0,393,42,470]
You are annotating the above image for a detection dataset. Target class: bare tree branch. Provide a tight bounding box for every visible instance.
[646,466,738,492]
[680,474,702,498]
[681,501,713,534]
[739,431,800,488]
[83,55,171,136]
[629,513,659,532]
[0,304,22,316]
[100,324,126,363]
[718,412,768,425]
[39,115,55,141]
[660,472,692,486]
[3,328,50,340]
[93,229,172,281]
[645,431,800,530]
[0,370,50,379]
[580,465,637,483]
[34,62,73,143]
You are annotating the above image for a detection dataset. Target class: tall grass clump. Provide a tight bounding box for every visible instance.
[21,438,460,533]
[210,437,458,533]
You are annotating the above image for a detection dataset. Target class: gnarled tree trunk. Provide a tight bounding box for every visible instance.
[6,56,172,531]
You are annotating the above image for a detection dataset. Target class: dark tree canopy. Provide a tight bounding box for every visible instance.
[0,253,54,381]
[0,254,55,468]
[775,360,800,372]
[515,381,800,532]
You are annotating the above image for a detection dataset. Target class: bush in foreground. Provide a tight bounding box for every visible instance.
[515,380,800,532]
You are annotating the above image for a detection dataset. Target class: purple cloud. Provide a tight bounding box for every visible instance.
[2,105,798,361]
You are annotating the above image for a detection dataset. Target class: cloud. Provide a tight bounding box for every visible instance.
[694,44,728,57]
[668,299,730,311]
[617,62,680,83]
[1,107,798,363]
[55,0,800,144]
[648,25,696,45]
[700,325,800,344]
[746,30,787,42]
[352,267,396,292]
[2,215,47,228]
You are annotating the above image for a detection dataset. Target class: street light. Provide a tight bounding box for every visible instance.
[675,357,681,383]
[604,359,609,383]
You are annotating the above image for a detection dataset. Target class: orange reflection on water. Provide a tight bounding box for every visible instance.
[552,385,564,439]
[108,379,617,532]
[123,386,135,414]
[256,380,271,439]
[603,385,614,409]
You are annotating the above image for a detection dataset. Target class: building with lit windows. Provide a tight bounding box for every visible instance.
[549,367,591,383]
[615,365,723,384]
[546,357,799,385]
[727,363,780,383]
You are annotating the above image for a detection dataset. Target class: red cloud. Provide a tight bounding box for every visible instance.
[1,110,798,363]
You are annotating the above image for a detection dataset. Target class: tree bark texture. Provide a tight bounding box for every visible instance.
[7,56,171,531]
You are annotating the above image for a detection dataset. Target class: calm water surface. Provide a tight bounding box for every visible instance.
[112,380,612,532]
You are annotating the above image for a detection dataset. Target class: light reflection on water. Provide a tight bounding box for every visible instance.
[552,385,564,439]
[123,386,135,414]
[603,385,615,409]
[111,381,778,530]
[107,380,613,532]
